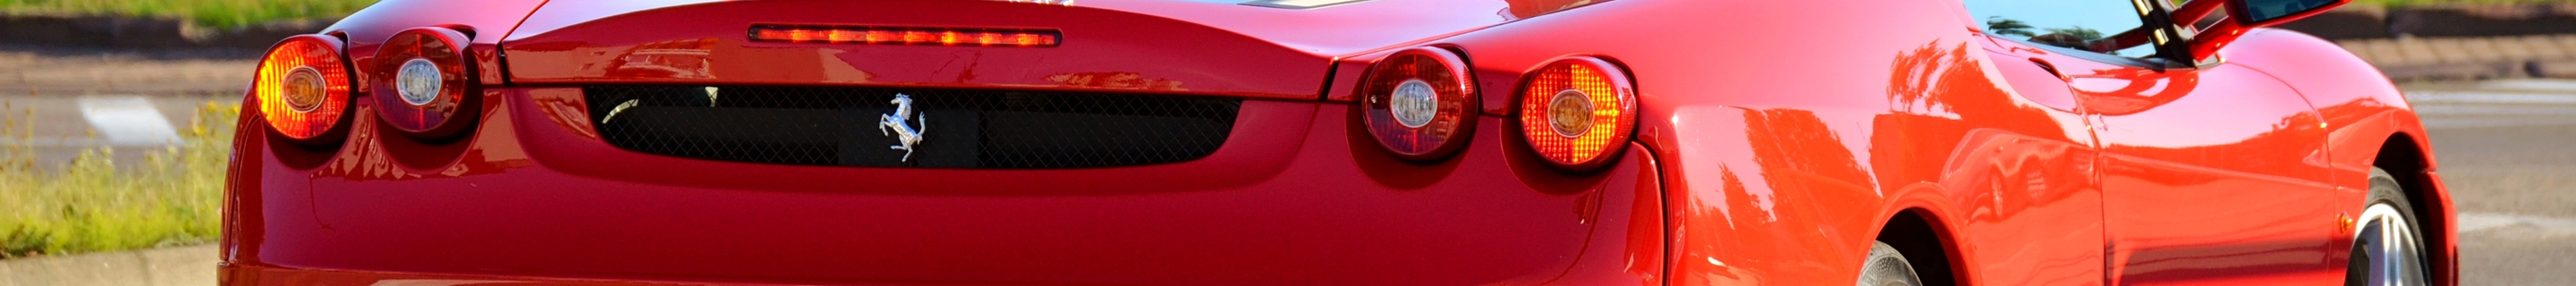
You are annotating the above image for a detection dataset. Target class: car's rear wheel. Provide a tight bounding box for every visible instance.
[2347,167,2429,286]
[1857,241,1927,286]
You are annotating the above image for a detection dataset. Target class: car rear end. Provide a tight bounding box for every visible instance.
[221,0,1663,285]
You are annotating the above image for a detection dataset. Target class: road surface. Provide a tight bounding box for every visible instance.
[2408,79,2576,286]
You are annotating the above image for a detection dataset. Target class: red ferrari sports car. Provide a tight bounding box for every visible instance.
[223,0,2450,285]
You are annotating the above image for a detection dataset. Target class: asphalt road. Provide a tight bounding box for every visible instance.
[2407,80,2576,286]
[2,46,2572,284]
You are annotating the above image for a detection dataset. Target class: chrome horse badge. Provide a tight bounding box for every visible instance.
[878,94,928,161]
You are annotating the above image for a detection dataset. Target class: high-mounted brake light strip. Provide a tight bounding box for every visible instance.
[750,25,1061,46]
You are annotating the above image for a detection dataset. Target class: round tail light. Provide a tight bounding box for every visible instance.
[1517,57,1635,169]
[372,27,477,139]
[1359,47,1477,161]
[255,35,355,144]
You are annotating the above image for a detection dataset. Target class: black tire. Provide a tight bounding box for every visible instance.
[1858,241,1927,286]
[2346,167,2430,286]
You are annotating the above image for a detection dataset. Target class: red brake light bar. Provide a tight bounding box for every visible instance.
[750,25,1061,46]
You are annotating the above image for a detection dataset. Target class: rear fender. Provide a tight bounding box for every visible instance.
[2219,29,2453,286]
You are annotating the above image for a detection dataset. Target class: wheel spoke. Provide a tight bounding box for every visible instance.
[2355,216,2389,286]
[2390,219,2411,286]
[2383,218,2401,285]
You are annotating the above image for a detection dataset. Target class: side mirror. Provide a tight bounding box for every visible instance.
[2171,0,2350,61]
[2232,0,2348,26]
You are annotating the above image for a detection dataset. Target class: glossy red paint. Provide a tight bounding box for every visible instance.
[2223,29,2456,286]
[227,0,2449,285]
[1426,0,2445,283]
[2034,39,2343,284]
[504,0,1326,99]
[228,85,1665,285]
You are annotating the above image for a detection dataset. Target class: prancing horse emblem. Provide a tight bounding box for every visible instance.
[878,94,928,161]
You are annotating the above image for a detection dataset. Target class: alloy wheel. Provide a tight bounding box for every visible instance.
[2351,204,2428,286]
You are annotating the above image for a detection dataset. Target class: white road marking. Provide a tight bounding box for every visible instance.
[2406,91,2576,105]
[2421,117,2576,129]
[2477,79,2576,93]
[2458,212,2576,238]
[2412,105,2576,115]
[75,96,182,146]
[2404,86,2576,129]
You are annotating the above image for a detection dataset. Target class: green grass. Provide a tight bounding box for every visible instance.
[0,103,234,258]
[0,0,376,29]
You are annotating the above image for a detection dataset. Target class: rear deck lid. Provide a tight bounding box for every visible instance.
[500,0,1597,99]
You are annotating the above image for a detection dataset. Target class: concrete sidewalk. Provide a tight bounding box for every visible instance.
[0,245,215,286]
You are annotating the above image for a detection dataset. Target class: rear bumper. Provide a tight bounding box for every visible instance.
[222,87,1664,285]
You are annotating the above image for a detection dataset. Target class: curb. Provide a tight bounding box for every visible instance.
[2537,59,2576,79]
[2371,59,2576,82]
[0,245,217,286]
[2277,4,2576,40]
[2337,35,2576,81]
[2380,62,2530,81]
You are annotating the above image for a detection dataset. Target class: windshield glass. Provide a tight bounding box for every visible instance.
[1962,0,2160,58]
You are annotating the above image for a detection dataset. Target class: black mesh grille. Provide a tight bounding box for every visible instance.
[584,86,1240,169]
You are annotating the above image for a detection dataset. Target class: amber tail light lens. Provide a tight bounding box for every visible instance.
[1359,47,1477,161]
[1517,57,1635,170]
[374,27,478,139]
[255,35,354,143]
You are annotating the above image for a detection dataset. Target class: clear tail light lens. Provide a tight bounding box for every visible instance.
[373,27,477,139]
[255,35,354,143]
[1517,57,1635,169]
[1359,47,1477,161]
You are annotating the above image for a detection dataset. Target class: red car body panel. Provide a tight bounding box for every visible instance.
[498,0,1594,99]
[506,0,1319,99]
[2223,29,2456,286]
[506,0,1555,55]
[223,0,2453,285]
[225,88,1665,284]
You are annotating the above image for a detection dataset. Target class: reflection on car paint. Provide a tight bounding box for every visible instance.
[1046,72,1189,91]
[224,0,2456,284]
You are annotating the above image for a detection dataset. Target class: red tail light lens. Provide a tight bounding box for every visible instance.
[750,25,1062,46]
[1359,47,1477,161]
[256,35,353,142]
[1517,57,1635,169]
[373,27,477,139]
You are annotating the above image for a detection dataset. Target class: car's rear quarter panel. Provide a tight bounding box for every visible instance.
[2220,29,2457,286]
[1428,0,2004,283]
[1439,0,2453,283]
